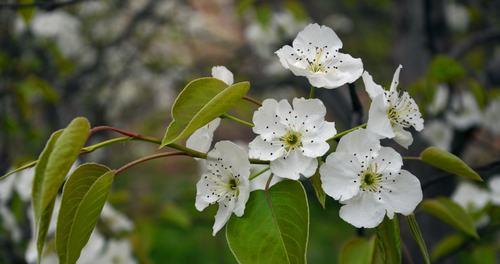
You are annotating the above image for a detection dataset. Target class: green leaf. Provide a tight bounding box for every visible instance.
[0,160,37,181]
[17,0,35,24]
[430,234,464,261]
[310,167,326,209]
[375,216,401,264]
[161,78,250,147]
[420,147,482,181]
[226,180,309,264]
[429,55,465,83]
[339,236,376,264]
[56,163,112,264]
[32,117,90,260]
[406,214,430,264]
[421,197,478,238]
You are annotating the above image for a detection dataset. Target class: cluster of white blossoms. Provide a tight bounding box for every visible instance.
[191,23,426,233]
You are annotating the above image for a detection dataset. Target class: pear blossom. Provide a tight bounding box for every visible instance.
[101,204,134,233]
[482,99,500,135]
[363,65,424,148]
[275,23,363,89]
[249,98,337,179]
[446,91,481,130]
[427,84,449,115]
[195,141,251,235]
[211,65,234,85]
[320,129,422,228]
[421,120,453,151]
[452,182,490,211]
[186,118,221,154]
[489,176,500,205]
[93,239,136,264]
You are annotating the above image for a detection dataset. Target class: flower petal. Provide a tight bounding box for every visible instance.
[252,99,287,140]
[249,136,285,161]
[489,176,500,205]
[234,183,250,216]
[367,94,394,139]
[323,52,363,87]
[249,166,282,191]
[362,71,385,99]
[211,66,234,85]
[380,170,422,218]
[389,65,402,92]
[336,129,381,160]
[452,182,490,210]
[339,192,386,228]
[275,45,295,70]
[292,23,343,51]
[186,118,221,153]
[302,121,336,157]
[393,125,413,149]
[212,199,235,236]
[320,152,361,201]
[292,97,326,119]
[210,141,251,179]
[270,150,316,179]
[373,147,403,174]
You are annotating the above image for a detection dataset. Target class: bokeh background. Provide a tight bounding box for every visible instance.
[0,0,499,263]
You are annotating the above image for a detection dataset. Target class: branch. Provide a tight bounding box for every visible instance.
[450,28,500,59]
[115,151,189,175]
[348,83,363,126]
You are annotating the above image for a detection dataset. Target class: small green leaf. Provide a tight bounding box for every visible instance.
[339,236,376,264]
[161,78,250,147]
[420,147,482,181]
[56,163,112,264]
[430,234,464,261]
[421,197,478,238]
[375,216,401,264]
[406,214,430,264]
[0,160,37,181]
[226,180,309,264]
[18,0,35,24]
[310,167,326,208]
[429,55,465,83]
[32,117,90,260]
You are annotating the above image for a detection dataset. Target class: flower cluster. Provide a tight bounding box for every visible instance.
[191,23,426,233]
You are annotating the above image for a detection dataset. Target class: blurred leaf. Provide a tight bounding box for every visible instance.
[57,169,114,264]
[430,234,464,261]
[236,0,255,15]
[256,4,272,27]
[428,55,465,83]
[161,78,249,147]
[310,168,326,209]
[467,79,486,109]
[32,117,90,260]
[420,147,482,181]
[17,0,35,24]
[459,246,496,264]
[406,214,430,264]
[421,197,478,238]
[161,203,192,229]
[226,180,309,264]
[285,0,308,21]
[375,216,401,264]
[339,236,376,264]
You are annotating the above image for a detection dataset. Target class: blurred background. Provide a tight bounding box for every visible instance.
[0,0,499,263]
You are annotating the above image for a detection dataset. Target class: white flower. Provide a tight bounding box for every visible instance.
[445,2,469,32]
[363,65,424,148]
[249,98,337,179]
[320,129,422,228]
[452,182,490,211]
[101,204,134,233]
[427,84,449,115]
[446,91,481,130]
[489,175,500,205]
[93,239,136,264]
[421,120,453,151]
[195,141,251,235]
[275,23,363,89]
[482,98,500,135]
[211,65,234,85]
[186,118,221,154]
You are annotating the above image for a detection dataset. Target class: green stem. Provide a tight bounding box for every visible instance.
[309,86,315,98]
[249,167,270,180]
[221,113,254,127]
[403,156,421,160]
[115,151,189,175]
[327,123,367,142]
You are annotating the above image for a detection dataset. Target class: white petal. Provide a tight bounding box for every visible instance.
[446,92,482,129]
[292,97,326,119]
[248,136,285,161]
[322,52,363,88]
[421,120,453,151]
[234,184,250,216]
[452,182,490,210]
[389,65,402,92]
[335,129,381,159]
[339,192,386,228]
[292,23,343,50]
[249,166,282,191]
[195,176,216,211]
[212,199,235,236]
[302,157,319,178]
[270,150,316,179]
[211,66,233,85]
[252,99,287,140]
[488,176,500,205]
[393,125,413,149]
[302,121,336,157]
[210,141,251,179]
[367,94,394,139]
[373,147,403,173]
[380,170,422,217]
[320,152,361,201]
[362,71,385,99]
[275,45,295,70]
[186,118,221,153]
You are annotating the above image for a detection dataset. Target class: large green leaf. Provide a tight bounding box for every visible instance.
[161,77,250,147]
[420,147,482,181]
[226,180,309,264]
[406,214,430,264]
[430,234,464,261]
[56,163,111,264]
[374,217,401,264]
[421,197,478,238]
[32,117,90,260]
[339,236,376,264]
